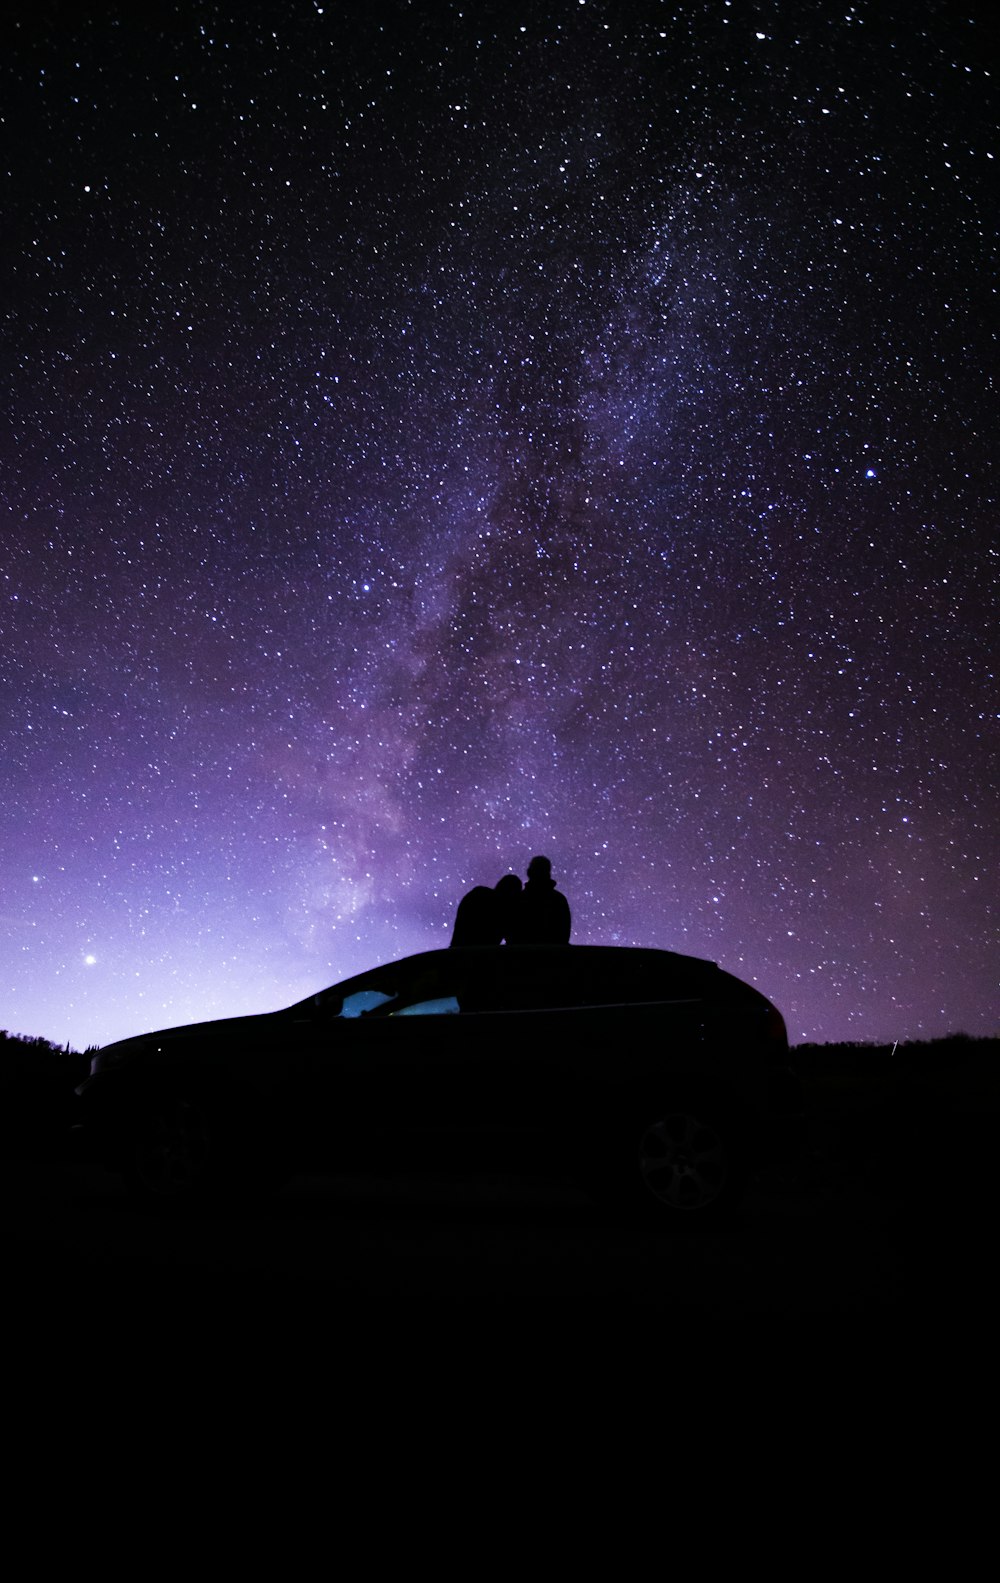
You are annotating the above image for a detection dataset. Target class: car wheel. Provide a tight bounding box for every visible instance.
[122,1085,291,1211]
[639,1109,733,1210]
[125,1090,218,1207]
[591,1099,745,1229]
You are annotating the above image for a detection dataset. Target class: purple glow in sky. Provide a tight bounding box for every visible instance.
[2,1,997,1050]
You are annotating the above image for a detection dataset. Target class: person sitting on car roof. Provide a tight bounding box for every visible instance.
[451,873,523,946]
[506,855,571,945]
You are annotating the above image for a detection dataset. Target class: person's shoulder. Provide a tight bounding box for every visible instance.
[458,885,489,909]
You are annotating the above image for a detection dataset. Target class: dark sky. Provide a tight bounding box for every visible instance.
[2,0,996,1049]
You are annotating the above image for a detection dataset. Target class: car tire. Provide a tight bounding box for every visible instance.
[121,1083,291,1212]
[588,1096,747,1230]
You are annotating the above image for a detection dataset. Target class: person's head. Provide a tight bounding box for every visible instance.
[526,855,553,884]
[494,874,522,900]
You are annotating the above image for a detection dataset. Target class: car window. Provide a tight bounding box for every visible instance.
[338,988,396,1018]
[391,995,460,1017]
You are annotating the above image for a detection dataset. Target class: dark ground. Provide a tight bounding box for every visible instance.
[4,1039,996,1423]
[7,1049,996,1311]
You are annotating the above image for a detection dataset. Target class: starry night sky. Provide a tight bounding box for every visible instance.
[2,0,996,1050]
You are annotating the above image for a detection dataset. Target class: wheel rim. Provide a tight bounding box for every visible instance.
[638,1111,728,1211]
[133,1096,213,1197]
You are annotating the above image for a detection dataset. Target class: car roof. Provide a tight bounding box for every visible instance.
[306,943,730,1015]
[401,944,716,971]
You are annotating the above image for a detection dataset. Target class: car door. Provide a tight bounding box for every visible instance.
[287,968,415,1164]
[289,957,495,1166]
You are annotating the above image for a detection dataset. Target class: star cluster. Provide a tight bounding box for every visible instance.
[2,1,996,1047]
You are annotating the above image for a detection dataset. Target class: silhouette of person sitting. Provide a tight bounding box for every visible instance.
[450,874,523,947]
[507,855,571,945]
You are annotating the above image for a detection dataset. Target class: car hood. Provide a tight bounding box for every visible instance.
[86,1008,285,1076]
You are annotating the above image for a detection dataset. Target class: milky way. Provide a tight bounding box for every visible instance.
[2,1,996,1048]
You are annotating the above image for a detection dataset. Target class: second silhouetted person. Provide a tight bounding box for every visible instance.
[451,873,523,946]
[508,855,572,945]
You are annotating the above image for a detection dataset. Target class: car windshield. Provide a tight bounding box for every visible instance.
[292,956,464,1021]
[288,977,399,1020]
[338,988,396,1018]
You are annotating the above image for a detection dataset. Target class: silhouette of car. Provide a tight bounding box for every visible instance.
[75,945,800,1224]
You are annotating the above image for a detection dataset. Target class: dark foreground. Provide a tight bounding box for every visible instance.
[3,1145,943,1327]
[7,1081,995,1326]
[5,1040,997,1401]
[6,1069,993,1543]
